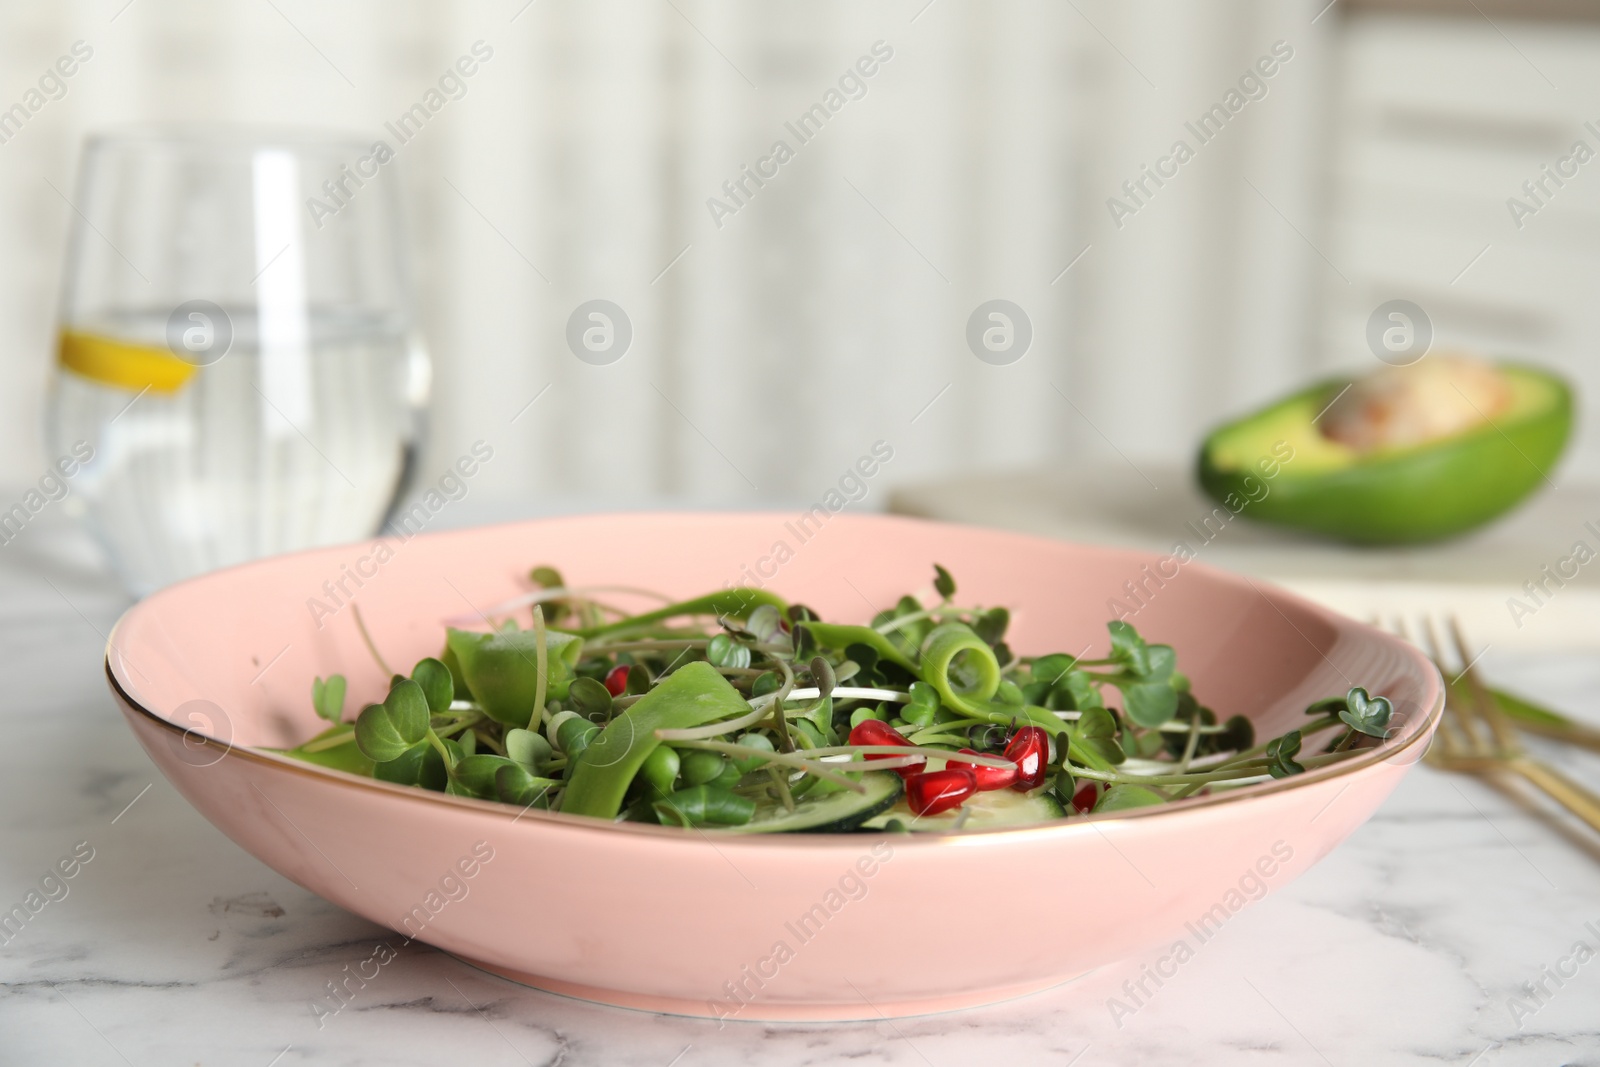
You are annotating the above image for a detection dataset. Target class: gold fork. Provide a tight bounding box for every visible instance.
[1396,614,1600,835]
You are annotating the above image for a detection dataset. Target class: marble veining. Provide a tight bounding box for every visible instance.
[2,550,1598,1066]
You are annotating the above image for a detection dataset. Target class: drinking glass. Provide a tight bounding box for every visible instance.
[47,126,428,595]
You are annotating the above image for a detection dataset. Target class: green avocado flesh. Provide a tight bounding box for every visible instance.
[1197,363,1572,544]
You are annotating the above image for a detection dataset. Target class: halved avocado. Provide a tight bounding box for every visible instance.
[1197,362,1572,544]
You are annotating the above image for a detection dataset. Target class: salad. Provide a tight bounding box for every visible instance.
[279,565,1397,832]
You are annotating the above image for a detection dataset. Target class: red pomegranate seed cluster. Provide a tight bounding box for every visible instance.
[847,722,1055,817]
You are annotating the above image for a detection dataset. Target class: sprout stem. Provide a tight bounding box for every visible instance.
[351,604,394,678]
[668,739,866,793]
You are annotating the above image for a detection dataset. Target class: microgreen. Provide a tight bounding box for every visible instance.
[1339,687,1394,738]
[281,562,1395,832]
[1265,730,1305,778]
[311,675,346,725]
[354,679,430,763]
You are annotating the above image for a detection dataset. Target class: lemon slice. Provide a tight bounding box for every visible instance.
[58,329,198,394]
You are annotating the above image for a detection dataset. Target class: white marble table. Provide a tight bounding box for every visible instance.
[3,528,1599,1066]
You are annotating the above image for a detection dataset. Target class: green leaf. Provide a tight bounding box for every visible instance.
[529,565,564,589]
[279,724,372,776]
[446,626,584,727]
[809,657,836,698]
[745,604,784,642]
[505,728,552,772]
[554,715,600,762]
[907,681,940,713]
[1122,681,1180,728]
[706,633,752,669]
[495,763,557,808]
[573,588,790,639]
[1031,654,1077,687]
[1079,737,1127,765]
[972,607,1009,645]
[373,738,450,789]
[1107,620,1150,675]
[850,705,886,729]
[560,662,752,819]
[625,664,651,695]
[411,658,454,714]
[932,563,957,600]
[1339,687,1394,739]
[1093,784,1166,812]
[311,675,346,725]
[354,712,408,764]
[568,676,614,719]
[1144,645,1176,683]
[1056,669,1104,711]
[652,785,756,827]
[1218,714,1254,753]
[803,623,917,673]
[385,678,430,741]
[451,754,521,798]
[1077,706,1118,740]
[1073,706,1125,765]
[845,642,881,684]
[1265,730,1305,778]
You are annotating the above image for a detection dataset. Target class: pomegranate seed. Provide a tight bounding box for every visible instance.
[1004,726,1050,792]
[1071,781,1098,814]
[603,665,630,697]
[946,748,1018,791]
[847,720,925,779]
[905,768,977,816]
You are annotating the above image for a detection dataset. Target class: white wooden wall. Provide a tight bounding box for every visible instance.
[23,2,1586,517]
[1321,11,1600,478]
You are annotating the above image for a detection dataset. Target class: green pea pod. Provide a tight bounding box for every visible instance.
[730,731,775,772]
[652,785,756,827]
[803,622,917,673]
[445,626,584,727]
[560,661,752,819]
[679,749,728,787]
[919,622,1002,714]
[640,745,681,799]
[573,588,789,639]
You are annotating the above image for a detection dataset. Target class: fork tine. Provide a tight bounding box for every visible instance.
[1419,615,1488,754]
[1380,614,1464,758]
[1447,615,1519,753]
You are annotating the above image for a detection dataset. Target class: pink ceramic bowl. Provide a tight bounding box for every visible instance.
[107,513,1441,1021]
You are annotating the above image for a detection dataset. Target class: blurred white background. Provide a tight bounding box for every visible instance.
[2,0,1598,520]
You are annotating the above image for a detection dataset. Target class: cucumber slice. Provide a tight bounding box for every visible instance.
[860,788,1065,832]
[727,771,903,833]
